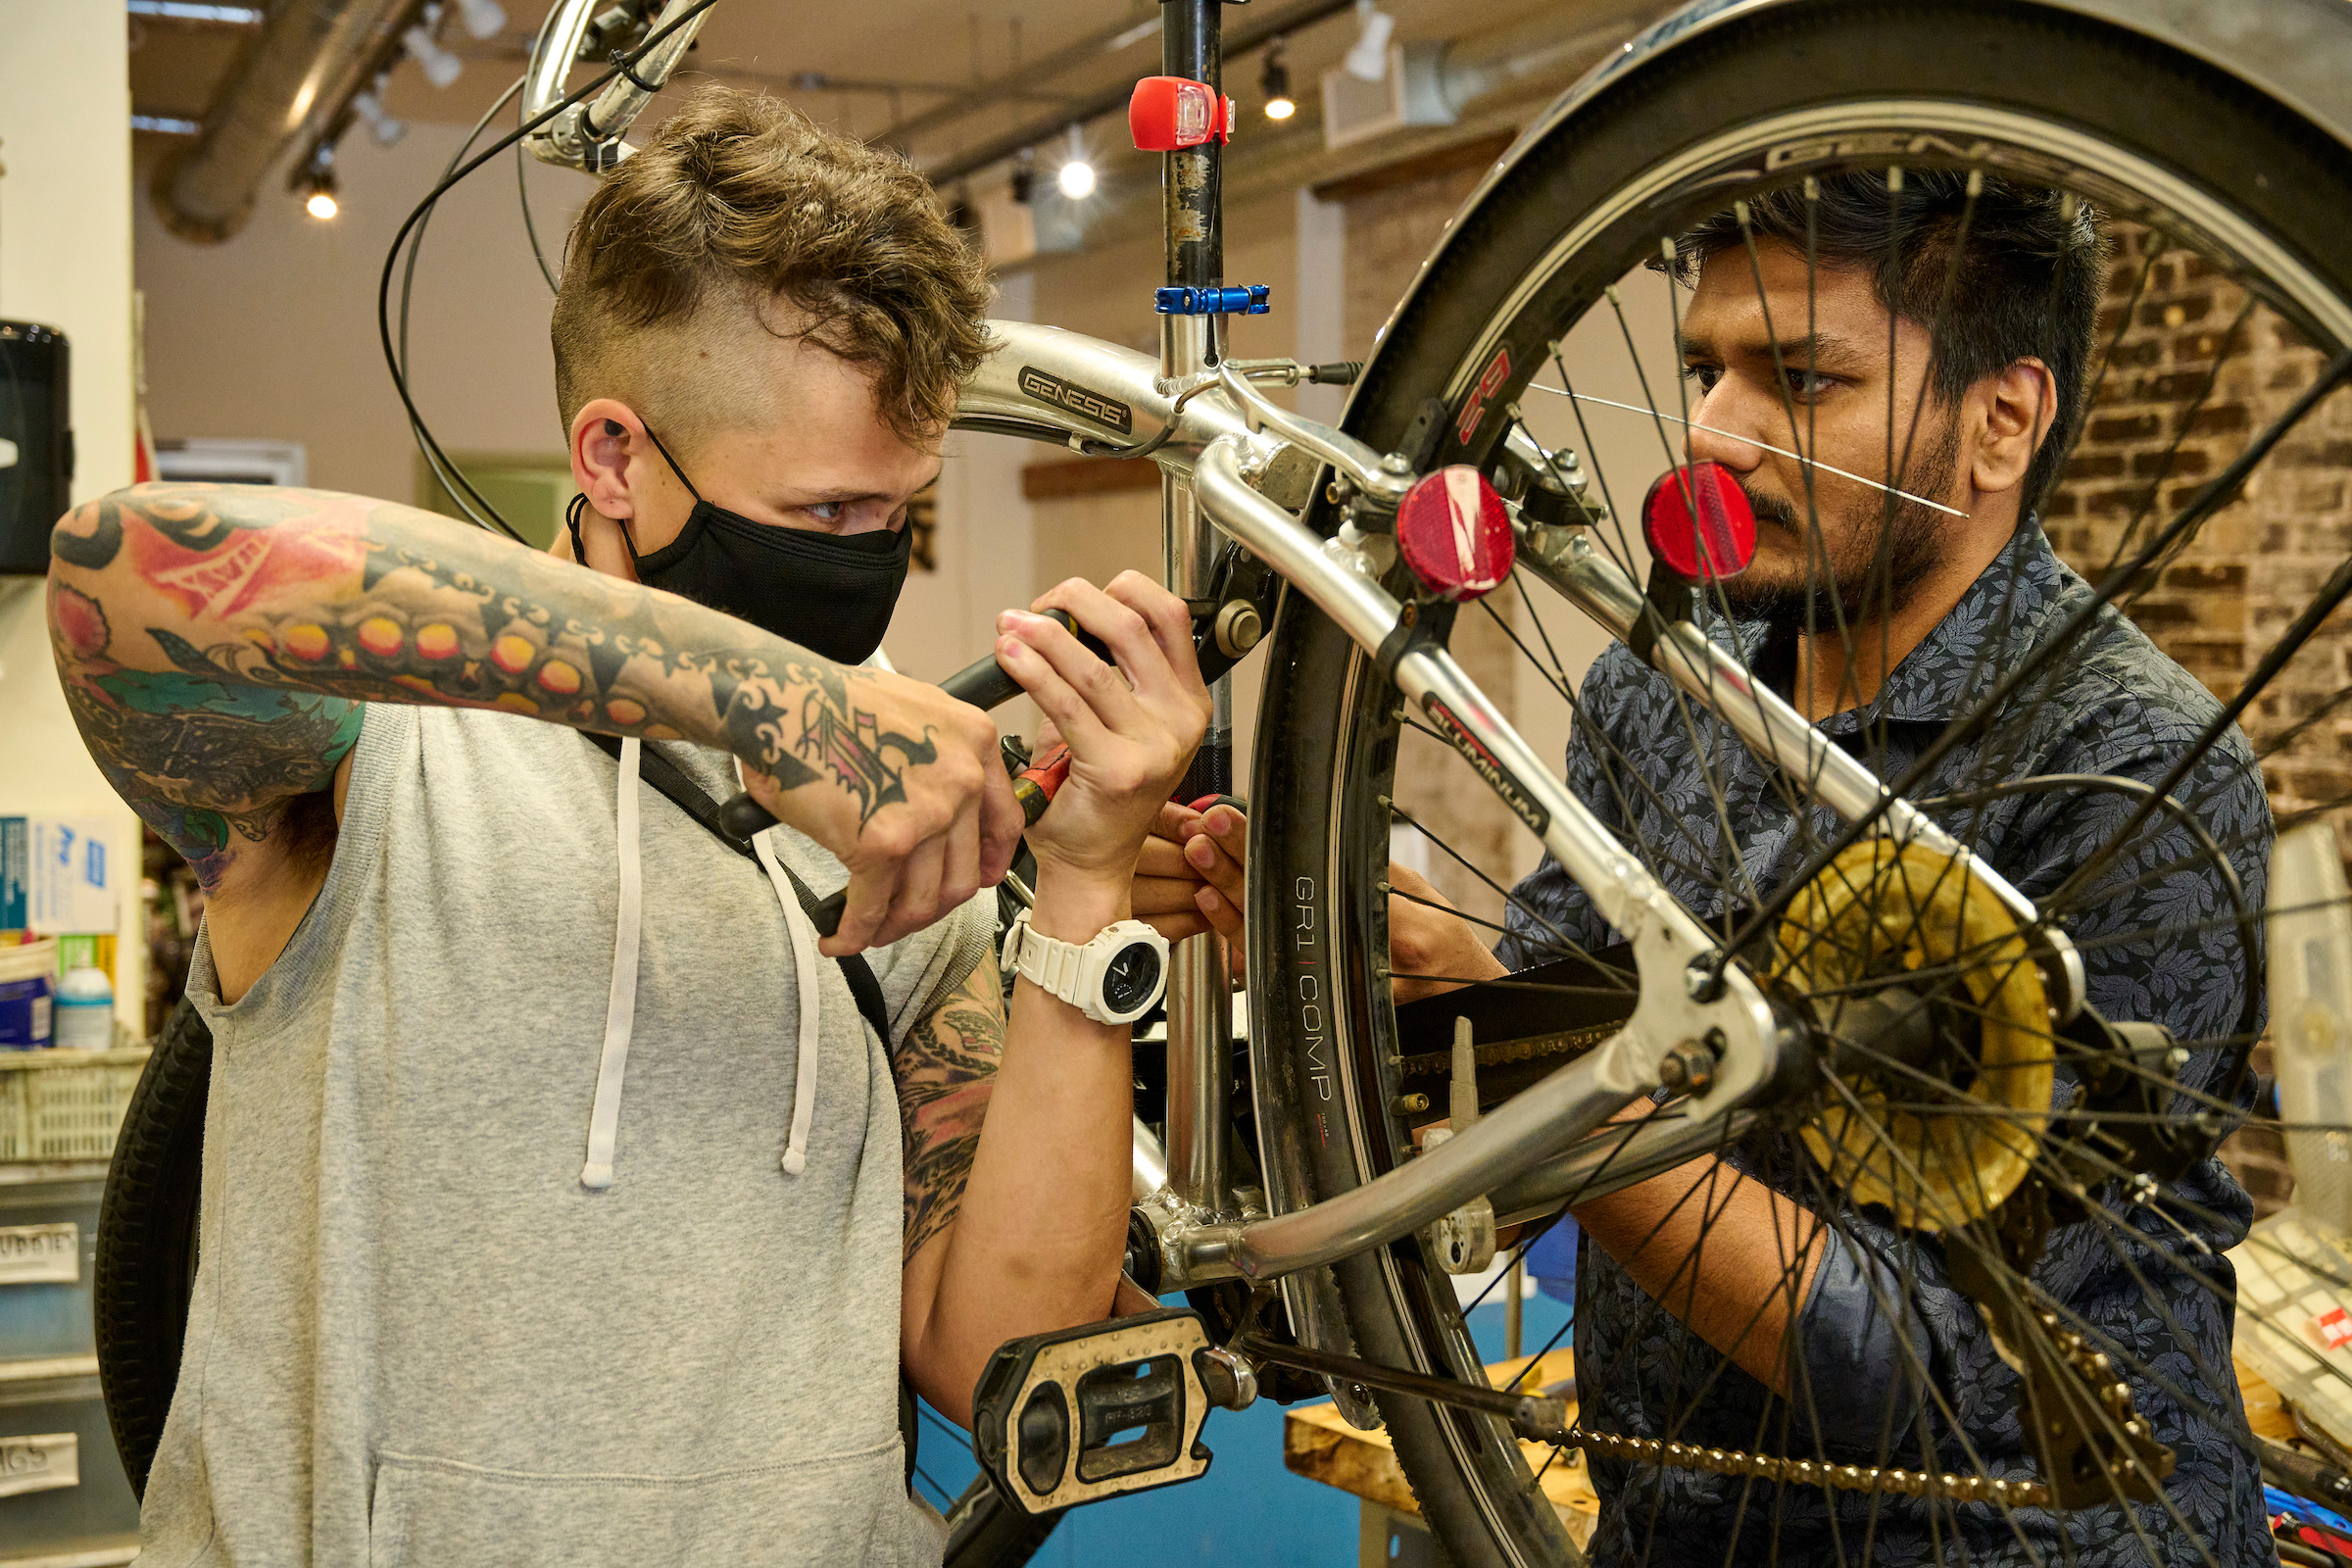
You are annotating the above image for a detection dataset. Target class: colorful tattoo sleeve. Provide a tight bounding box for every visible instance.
[46,483,917,892]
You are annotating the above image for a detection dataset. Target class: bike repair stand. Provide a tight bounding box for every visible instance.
[1153,0,1242,1229]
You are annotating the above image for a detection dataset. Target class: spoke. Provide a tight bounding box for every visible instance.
[1388,796,1635,989]
[1528,388,1967,517]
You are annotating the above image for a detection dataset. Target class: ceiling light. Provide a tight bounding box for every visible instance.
[298,164,339,220]
[1344,0,1395,82]
[1261,38,1296,120]
[403,18,464,89]
[454,0,505,39]
[1055,125,1095,201]
[294,146,340,220]
[351,82,405,147]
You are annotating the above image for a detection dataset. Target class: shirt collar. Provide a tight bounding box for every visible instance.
[1730,518,2072,731]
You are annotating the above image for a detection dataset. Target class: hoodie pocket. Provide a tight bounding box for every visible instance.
[366,1440,944,1568]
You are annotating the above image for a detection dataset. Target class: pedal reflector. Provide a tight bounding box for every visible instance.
[1396,466,1513,602]
[1642,461,1755,581]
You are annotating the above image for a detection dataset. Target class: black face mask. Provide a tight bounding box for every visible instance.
[568,425,911,666]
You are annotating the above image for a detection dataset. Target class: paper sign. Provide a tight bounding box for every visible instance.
[0,1433,77,1498]
[0,1222,77,1286]
[2314,1306,2352,1349]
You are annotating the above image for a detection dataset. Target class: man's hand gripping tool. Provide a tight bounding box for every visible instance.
[713,548,1277,937]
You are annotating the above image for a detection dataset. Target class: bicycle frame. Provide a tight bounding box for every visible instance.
[956,313,2089,1291]
[514,0,2081,1301]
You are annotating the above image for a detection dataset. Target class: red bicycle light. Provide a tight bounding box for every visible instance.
[1642,461,1756,581]
[1397,466,1513,603]
[1130,75,1233,151]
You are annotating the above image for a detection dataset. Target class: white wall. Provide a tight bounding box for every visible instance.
[0,1,145,1027]
[136,121,599,503]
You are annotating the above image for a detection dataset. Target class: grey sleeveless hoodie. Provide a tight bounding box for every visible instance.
[140,704,992,1567]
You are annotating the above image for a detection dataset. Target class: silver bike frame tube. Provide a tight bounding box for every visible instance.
[1160,317,1234,1218]
[1514,524,2086,1017]
[523,0,710,172]
[1169,437,1788,1283]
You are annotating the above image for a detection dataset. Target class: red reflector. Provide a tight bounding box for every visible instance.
[1642,461,1756,581]
[1129,76,1233,151]
[1396,466,1513,602]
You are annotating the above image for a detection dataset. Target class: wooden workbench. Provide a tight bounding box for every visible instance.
[1283,1348,1599,1551]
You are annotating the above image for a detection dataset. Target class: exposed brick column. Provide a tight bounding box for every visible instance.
[2046,220,2352,1217]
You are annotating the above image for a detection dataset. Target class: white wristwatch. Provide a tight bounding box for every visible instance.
[1000,910,1170,1026]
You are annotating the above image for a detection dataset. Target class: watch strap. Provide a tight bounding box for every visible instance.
[1001,912,1167,1024]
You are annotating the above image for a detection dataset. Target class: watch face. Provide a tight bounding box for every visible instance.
[1102,941,1163,1016]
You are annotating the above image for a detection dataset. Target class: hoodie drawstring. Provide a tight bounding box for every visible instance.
[752,831,824,1176]
[582,739,823,1189]
[581,737,643,1191]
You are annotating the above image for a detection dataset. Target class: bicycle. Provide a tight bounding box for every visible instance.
[93,0,2352,1564]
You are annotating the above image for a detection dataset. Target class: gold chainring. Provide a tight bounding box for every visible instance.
[1775,839,2053,1230]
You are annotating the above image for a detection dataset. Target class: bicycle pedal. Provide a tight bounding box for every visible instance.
[971,1308,1224,1514]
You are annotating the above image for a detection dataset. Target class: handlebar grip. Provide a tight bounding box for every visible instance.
[939,609,1108,709]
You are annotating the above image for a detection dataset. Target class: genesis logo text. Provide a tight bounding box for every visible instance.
[1018,366,1134,435]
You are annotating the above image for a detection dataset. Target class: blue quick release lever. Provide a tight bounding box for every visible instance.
[1154,284,1271,316]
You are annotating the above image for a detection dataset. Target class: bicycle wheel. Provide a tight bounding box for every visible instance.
[95,995,212,1499]
[1245,2,2352,1564]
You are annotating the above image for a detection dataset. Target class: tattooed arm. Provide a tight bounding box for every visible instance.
[47,484,1016,993]
[898,573,1209,1425]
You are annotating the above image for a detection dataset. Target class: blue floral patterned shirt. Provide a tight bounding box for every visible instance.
[1501,519,2274,1567]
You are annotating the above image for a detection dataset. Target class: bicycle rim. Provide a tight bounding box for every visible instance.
[1248,3,2352,1564]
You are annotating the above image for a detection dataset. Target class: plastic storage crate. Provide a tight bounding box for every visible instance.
[0,1047,149,1162]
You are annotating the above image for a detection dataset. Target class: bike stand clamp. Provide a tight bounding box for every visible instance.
[972,1308,1229,1513]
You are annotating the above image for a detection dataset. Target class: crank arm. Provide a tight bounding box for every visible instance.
[1228,1333,1570,1442]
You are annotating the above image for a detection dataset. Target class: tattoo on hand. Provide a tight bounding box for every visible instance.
[798,674,939,828]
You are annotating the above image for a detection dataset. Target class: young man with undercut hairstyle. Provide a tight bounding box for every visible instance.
[1140,174,2273,1564]
[52,87,1203,1565]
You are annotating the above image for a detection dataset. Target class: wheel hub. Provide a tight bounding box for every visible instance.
[1774,839,2054,1230]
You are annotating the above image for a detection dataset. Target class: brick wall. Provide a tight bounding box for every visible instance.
[2045,220,2352,1216]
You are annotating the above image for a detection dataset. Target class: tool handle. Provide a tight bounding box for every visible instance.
[940,610,1108,710]
[714,612,1098,854]
[803,745,1071,939]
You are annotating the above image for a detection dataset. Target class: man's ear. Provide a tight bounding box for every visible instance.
[1970,357,2059,496]
[568,399,649,519]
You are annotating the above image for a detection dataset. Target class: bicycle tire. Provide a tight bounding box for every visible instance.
[1246,4,2352,1564]
[94,995,212,1500]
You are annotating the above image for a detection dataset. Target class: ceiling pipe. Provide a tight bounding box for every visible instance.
[152,0,418,243]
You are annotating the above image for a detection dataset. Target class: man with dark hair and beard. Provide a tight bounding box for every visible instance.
[1137,172,2274,1564]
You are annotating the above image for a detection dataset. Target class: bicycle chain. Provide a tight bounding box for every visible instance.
[1558,1431,2052,1509]
[1393,1021,1619,1078]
